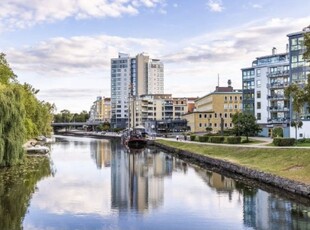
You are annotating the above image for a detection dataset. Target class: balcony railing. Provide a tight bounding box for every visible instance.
[267,95,287,100]
[267,117,290,124]
[266,83,289,89]
[267,106,290,112]
[267,70,289,78]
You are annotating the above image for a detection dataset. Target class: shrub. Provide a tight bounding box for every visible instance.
[297,138,310,143]
[241,139,250,143]
[272,127,283,138]
[190,135,196,141]
[273,138,295,146]
[227,136,241,144]
[198,136,209,142]
[210,136,225,143]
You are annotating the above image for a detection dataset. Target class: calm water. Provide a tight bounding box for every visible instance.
[1,136,309,230]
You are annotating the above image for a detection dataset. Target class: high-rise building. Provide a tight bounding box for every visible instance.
[242,26,310,138]
[111,53,164,129]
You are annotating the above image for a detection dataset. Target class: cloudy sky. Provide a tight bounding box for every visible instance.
[1,0,310,112]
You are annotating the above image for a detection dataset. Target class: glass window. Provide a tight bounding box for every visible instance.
[257,91,261,99]
[257,102,261,109]
[257,113,261,120]
[256,80,261,88]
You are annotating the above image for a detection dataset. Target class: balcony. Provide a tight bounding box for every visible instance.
[267,70,289,78]
[267,106,290,112]
[267,83,289,89]
[267,117,290,124]
[267,95,287,101]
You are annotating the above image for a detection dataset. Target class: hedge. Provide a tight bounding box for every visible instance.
[210,136,225,143]
[198,136,209,142]
[226,136,241,144]
[273,138,295,146]
[190,135,196,141]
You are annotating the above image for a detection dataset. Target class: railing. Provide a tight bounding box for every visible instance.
[267,118,290,124]
[267,70,289,78]
[266,83,289,89]
[267,95,287,100]
[267,107,290,112]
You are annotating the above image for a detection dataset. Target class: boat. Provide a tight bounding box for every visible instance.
[126,129,147,149]
[26,145,50,154]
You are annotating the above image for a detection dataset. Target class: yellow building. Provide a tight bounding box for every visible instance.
[183,82,242,133]
[89,96,111,122]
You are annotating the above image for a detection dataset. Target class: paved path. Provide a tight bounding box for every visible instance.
[157,137,310,149]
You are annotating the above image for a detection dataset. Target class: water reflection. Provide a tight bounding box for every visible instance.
[5,137,308,230]
[0,157,51,230]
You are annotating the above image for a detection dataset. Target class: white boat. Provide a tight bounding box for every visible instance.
[26,145,50,154]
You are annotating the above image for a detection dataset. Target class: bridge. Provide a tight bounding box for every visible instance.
[52,121,106,127]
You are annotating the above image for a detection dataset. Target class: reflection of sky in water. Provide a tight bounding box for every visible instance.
[23,136,310,230]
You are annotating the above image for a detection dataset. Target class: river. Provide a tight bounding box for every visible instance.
[1,136,309,230]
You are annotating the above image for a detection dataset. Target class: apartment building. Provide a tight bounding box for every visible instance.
[183,81,242,133]
[89,96,111,122]
[241,26,310,138]
[129,94,190,133]
[111,53,164,129]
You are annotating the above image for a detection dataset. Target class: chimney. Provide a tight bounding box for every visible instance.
[228,79,232,87]
[272,47,277,55]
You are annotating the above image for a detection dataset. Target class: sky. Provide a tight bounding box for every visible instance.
[1,0,310,113]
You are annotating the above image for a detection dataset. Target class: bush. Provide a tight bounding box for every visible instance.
[190,135,196,141]
[227,136,241,144]
[273,138,295,146]
[272,127,283,138]
[297,138,310,143]
[198,136,209,142]
[210,136,225,143]
[241,139,250,143]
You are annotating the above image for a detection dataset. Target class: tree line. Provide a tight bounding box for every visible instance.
[0,53,54,167]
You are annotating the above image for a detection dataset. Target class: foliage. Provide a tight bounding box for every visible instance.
[297,138,310,143]
[227,136,241,144]
[210,136,225,143]
[272,127,283,138]
[0,85,26,166]
[232,112,262,141]
[198,136,208,142]
[190,135,196,141]
[205,127,212,133]
[273,138,296,146]
[0,53,54,166]
[53,110,90,123]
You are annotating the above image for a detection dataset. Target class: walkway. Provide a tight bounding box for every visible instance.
[157,136,310,149]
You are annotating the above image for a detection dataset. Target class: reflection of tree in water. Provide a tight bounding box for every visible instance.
[0,157,52,230]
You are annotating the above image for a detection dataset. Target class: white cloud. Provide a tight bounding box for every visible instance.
[173,3,178,8]
[252,4,262,9]
[207,0,224,12]
[0,0,166,31]
[6,35,165,75]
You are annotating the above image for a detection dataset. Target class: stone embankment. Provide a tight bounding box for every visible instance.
[154,142,310,199]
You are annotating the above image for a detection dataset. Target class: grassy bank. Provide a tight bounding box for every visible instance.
[157,139,310,185]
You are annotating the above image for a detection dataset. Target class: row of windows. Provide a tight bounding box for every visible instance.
[198,113,234,119]
[199,123,233,128]
[224,96,242,101]
[224,104,242,109]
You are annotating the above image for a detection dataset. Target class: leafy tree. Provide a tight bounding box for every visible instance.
[284,84,305,139]
[0,53,17,84]
[232,112,262,142]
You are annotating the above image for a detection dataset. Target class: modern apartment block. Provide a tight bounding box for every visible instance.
[129,94,190,133]
[89,96,111,122]
[242,49,290,137]
[183,81,242,133]
[242,26,310,138]
[111,53,164,129]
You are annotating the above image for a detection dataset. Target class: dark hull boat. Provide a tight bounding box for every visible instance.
[127,135,147,149]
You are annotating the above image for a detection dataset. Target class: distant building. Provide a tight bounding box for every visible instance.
[183,80,242,133]
[129,94,191,133]
[89,96,111,122]
[111,53,164,129]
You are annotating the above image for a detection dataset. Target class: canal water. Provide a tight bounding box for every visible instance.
[1,136,309,230]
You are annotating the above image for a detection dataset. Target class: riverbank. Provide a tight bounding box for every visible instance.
[154,139,310,198]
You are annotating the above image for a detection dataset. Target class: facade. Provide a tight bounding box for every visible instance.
[89,96,111,122]
[129,94,190,133]
[111,53,164,129]
[242,26,310,138]
[183,81,242,133]
[287,27,310,138]
[242,49,290,137]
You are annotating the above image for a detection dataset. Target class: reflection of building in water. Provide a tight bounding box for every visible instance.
[195,169,236,200]
[243,188,310,229]
[90,140,111,168]
[111,145,185,213]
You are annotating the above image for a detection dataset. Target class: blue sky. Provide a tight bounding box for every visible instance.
[1,0,310,112]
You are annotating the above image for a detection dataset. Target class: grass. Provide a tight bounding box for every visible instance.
[156,139,310,185]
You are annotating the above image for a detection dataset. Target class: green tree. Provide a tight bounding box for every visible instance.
[284,84,305,139]
[0,53,17,84]
[232,112,262,142]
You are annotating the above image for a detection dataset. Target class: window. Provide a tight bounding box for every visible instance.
[257,102,261,109]
[209,114,212,118]
[224,96,227,101]
[257,91,261,99]
[214,123,217,127]
[224,113,227,118]
[235,96,237,101]
[234,104,238,109]
[224,123,227,128]
[199,123,202,127]
[204,114,207,118]
[256,80,261,88]
[199,114,202,118]
[220,113,222,118]
[215,113,217,118]
[257,113,261,120]
[256,68,261,76]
